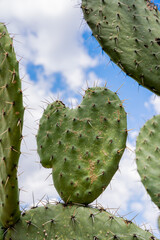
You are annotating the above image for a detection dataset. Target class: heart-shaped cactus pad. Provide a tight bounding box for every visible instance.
[37,87,127,204]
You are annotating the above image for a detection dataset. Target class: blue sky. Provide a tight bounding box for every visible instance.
[0,0,159,237]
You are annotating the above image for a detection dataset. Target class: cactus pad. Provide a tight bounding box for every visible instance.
[37,87,127,204]
[5,203,157,240]
[82,0,160,95]
[0,23,24,227]
[136,115,160,209]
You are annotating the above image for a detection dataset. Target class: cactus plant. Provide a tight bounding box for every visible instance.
[136,115,160,209]
[4,203,157,240]
[37,87,127,204]
[0,23,24,228]
[81,0,160,95]
[0,4,159,240]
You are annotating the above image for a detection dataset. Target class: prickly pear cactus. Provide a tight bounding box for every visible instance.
[5,203,158,240]
[0,23,24,228]
[0,10,158,240]
[37,87,127,204]
[82,0,160,95]
[136,115,160,209]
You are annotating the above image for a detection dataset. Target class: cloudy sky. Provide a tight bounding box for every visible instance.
[0,0,159,237]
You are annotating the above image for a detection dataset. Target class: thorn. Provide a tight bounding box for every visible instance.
[104,81,107,88]
[115,83,125,94]
[6,146,21,154]
[45,173,52,181]
[117,148,124,154]
[87,119,93,127]
[80,87,86,92]
[86,80,89,89]
[126,146,135,153]
[102,150,108,156]
[18,171,24,177]
[9,69,16,83]
[42,218,55,226]
[32,192,35,208]
[19,187,27,193]
[4,176,10,188]
[0,51,8,66]
[0,128,10,136]
[125,128,134,133]
[36,194,46,207]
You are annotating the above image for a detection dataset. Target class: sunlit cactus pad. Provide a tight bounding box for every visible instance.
[5,203,157,240]
[82,0,160,95]
[136,115,160,209]
[37,87,127,204]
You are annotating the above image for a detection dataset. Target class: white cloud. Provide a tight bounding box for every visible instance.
[0,0,97,90]
[131,202,143,212]
[64,68,85,90]
[18,72,57,204]
[129,130,139,141]
[146,94,160,114]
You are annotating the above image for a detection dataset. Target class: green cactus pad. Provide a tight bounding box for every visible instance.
[0,23,24,227]
[37,87,127,204]
[136,115,160,209]
[82,0,160,95]
[5,203,157,240]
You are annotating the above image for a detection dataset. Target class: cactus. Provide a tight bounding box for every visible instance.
[37,87,127,204]
[136,115,160,209]
[81,0,160,95]
[4,203,157,240]
[0,4,159,240]
[0,23,24,228]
